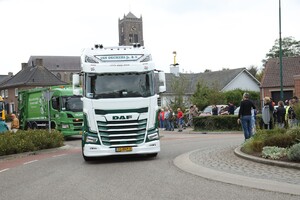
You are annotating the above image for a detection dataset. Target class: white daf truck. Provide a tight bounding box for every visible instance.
[73,44,166,161]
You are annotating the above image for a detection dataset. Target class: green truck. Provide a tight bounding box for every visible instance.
[18,85,83,137]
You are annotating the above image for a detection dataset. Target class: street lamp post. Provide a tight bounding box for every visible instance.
[279,0,284,100]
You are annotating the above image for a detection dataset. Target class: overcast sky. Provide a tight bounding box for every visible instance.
[1,0,300,75]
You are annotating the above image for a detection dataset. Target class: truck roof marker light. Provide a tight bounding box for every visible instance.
[94,44,103,49]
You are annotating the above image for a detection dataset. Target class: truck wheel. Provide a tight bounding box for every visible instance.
[51,122,56,129]
[25,122,31,130]
[32,123,38,130]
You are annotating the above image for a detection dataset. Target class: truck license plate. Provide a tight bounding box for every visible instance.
[115,147,132,152]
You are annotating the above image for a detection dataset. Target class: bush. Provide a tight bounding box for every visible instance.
[286,127,300,143]
[264,133,295,148]
[287,143,300,162]
[241,127,299,154]
[241,137,264,154]
[0,130,64,156]
[194,115,242,131]
[262,146,287,160]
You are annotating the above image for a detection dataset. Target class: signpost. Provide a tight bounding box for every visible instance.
[43,90,54,133]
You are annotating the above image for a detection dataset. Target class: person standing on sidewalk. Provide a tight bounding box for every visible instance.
[0,118,9,133]
[177,108,184,132]
[10,114,19,133]
[158,108,165,129]
[164,107,170,131]
[237,93,256,140]
[169,108,175,131]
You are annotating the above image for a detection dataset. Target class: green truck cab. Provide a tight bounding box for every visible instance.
[18,85,83,137]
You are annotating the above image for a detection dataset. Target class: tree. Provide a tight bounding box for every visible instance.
[168,74,189,111]
[262,36,300,64]
[190,81,210,110]
[190,81,225,110]
[247,65,258,78]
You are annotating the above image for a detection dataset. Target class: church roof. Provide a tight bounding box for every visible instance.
[126,12,138,19]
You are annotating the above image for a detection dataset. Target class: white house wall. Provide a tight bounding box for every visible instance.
[222,72,260,92]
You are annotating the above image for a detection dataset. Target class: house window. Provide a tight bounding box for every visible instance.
[15,88,18,97]
[5,89,8,98]
[56,73,61,80]
[69,73,73,82]
[134,34,138,43]
[129,34,133,43]
[1,90,4,97]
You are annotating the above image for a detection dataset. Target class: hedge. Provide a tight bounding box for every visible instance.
[0,130,64,156]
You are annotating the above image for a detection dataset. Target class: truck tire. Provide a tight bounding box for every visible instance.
[32,122,38,130]
[51,122,56,129]
[26,122,32,130]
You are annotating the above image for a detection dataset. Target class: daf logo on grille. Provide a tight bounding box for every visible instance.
[112,115,132,120]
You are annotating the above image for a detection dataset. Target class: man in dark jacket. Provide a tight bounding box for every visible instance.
[237,93,256,140]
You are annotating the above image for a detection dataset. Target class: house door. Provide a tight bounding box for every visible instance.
[271,91,293,104]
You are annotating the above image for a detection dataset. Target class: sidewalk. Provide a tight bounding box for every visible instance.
[172,128,300,196]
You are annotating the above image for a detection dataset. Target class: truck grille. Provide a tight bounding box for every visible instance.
[97,119,147,147]
[73,119,83,131]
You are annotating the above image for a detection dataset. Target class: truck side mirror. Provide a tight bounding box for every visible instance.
[72,74,81,95]
[158,71,166,93]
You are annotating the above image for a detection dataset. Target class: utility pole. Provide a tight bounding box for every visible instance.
[279,0,284,100]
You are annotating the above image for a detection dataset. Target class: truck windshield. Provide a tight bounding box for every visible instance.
[85,71,155,99]
[62,96,83,112]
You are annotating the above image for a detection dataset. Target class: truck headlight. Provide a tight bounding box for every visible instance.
[86,136,98,143]
[148,133,159,140]
[62,124,69,129]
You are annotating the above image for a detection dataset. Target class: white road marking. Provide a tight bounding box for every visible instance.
[52,154,67,158]
[23,160,38,165]
[0,168,10,173]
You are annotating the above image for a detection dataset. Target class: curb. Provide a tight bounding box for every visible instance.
[234,146,300,170]
[174,150,300,196]
[0,145,71,161]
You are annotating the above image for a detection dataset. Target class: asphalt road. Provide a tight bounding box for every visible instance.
[0,131,299,200]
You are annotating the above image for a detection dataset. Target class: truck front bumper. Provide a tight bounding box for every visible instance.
[82,140,160,157]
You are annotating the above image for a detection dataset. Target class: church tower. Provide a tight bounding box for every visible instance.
[118,12,144,46]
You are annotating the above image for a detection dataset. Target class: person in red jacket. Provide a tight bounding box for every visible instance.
[177,108,183,132]
[158,108,165,129]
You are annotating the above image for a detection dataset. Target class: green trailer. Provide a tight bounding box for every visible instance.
[18,85,83,137]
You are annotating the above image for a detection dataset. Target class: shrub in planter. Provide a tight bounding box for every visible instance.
[286,127,300,143]
[241,137,264,154]
[264,133,295,148]
[262,146,287,160]
[287,143,300,162]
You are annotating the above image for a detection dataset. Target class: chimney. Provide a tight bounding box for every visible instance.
[8,72,13,77]
[21,63,28,70]
[35,58,43,67]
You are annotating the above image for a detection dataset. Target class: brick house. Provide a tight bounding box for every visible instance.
[260,56,300,103]
[0,59,67,114]
[27,56,81,83]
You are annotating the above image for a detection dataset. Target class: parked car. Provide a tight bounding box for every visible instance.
[200,105,227,116]
[234,106,240,115]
